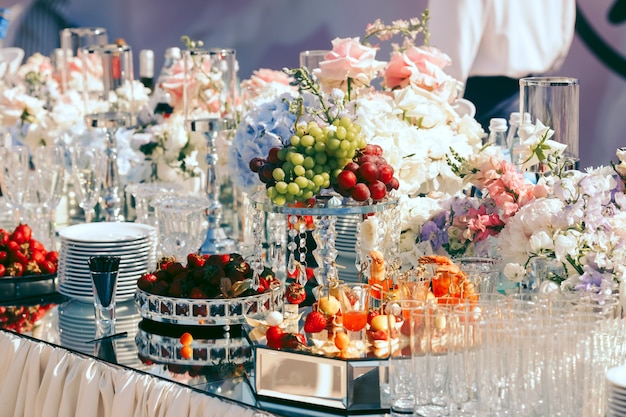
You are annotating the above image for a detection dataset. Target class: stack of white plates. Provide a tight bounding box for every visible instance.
[606,364,626,416]
[57,222,157,303]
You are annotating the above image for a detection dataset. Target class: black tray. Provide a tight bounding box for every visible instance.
[0,273,57,302]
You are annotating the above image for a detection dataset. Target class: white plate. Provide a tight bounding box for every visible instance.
[59,239,154,252]
[59,222,156,243]
[608,365,626,389]
[60,242,154,255]
[60,259,152,272]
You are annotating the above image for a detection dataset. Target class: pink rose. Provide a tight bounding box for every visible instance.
[314,37,385,93]
[383,46,453,92]
[160,59,186,110]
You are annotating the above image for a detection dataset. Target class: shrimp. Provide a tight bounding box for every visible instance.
[418,255,477,303]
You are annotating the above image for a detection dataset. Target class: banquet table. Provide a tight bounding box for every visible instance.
[0,292,392,417]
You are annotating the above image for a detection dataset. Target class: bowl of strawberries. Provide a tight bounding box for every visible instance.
[0,224,59,301]
[134,253,284,326]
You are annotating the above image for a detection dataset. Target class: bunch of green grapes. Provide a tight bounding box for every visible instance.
[249,117,367,206]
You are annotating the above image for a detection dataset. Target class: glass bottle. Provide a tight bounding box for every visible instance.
[486,117,508,147]
[139,49,154,90]
[150,47,181,116]
[508,112,531,166]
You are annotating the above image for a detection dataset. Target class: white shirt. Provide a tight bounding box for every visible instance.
[427,0,576,83]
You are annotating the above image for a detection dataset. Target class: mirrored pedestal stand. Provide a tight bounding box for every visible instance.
[85,111,130,222]
[188,118,237,255]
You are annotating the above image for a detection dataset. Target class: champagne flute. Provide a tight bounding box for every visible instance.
[32,146,66,249]
[70,145,105,223]
[0,145,31,225]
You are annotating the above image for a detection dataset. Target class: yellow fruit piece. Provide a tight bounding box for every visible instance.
[318,295,341,316]
[370,314,390,332]
[334,332,350,351]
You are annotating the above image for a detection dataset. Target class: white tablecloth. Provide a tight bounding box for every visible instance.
[0,331,272,417]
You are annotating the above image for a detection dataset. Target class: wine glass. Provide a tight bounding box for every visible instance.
[70,145,105,223]
[0,145,31,225]
[31,146,66,249]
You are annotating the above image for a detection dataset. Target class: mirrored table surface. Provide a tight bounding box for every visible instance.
[1,292,391,417]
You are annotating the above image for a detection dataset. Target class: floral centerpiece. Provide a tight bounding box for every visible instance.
[228,12,484,207]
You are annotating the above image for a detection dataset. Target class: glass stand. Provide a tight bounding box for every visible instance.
[251,193,399,286]
[85,111,130,222]
[188,118,237,255]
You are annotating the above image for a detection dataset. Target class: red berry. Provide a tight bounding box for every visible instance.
[186,253,206,269]
[259,164,275,183]
[336,170,357,190]
[387,177,400,191]
[378,164,394,184]
[351,183,371,202]
[364,144,383,156]
[189,287,208,299]
[267,147,281,165]
[249,157,265,173]
[303,310,327,333]
[357,162,379,183]
[368,180,387,201]
[344,161,360,173]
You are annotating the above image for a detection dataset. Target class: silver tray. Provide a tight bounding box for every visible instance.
[134,286,284,326]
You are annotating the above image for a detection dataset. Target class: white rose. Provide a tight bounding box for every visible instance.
[503,262,526,283]
[553,231,580,262]
[529,230,554,253]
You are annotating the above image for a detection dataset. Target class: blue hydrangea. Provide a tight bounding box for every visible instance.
[228,93,298,192]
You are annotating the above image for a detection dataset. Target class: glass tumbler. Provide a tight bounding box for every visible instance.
[151,195,209,261]
[519,76,579,166]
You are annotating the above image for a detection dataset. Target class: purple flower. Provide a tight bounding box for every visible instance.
[420,220,447,250]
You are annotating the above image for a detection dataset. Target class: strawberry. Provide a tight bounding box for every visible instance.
[0,251,7,264]
[220,254,231,264]
[165,262,185,277]
[189,287,207,299]
[137,273,157,291]
[6,241,27,264]
[303,310,327,333]
[38,260,57,275]
[257,277,269,294]
[45,251,59,264]
[0,264,5,277]
[168,280,184,297]
[157,257,176,270]
[11,224,31,244]
[0,229,9,246]
[285,282,306,304]
[6,262,24,277]
[186,253,206,269]
[28,239,45,252]
[25,261,41,275]
[30,249,46,265]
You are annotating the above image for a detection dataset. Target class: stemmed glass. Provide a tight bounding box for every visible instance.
[0,145,32,225]
[31,146,66,249]
[70,145,105,223]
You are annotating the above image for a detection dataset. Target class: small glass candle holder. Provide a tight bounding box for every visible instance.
[87,255,121,326]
